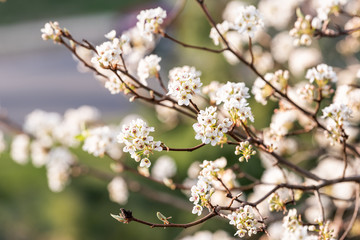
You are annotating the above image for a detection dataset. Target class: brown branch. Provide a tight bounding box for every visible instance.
[130,209,218,228]
[339,184,360,240]
[161,32,228,54]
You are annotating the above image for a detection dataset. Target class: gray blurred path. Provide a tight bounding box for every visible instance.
[0,14,131,124]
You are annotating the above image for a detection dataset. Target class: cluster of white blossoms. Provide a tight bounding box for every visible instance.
[209,4,263,47]
[10,106,102,191]
[117,118,162,168]
[215,82,254,123]
[190,159,226,216]
[322,103,352,143]
[46,147,75,192]
[252,69,289,105]
[40,21,61,42]
[107,176,128,205]
[227,205,258,238]
[167,66,202,106]
[282,209,317,240]
[137,54,161,86]
[234,141,256,162]
[233,5,264,38]
[104,76,126,95]
[24,109,62,147]
[289,12,322,46]
[209,21,231,46]
[305,64,338,87]
[193,106,232,146]
[136,7,167,41]
[91,31,129,69]
[317,0,348,21]
[82,126,122,159]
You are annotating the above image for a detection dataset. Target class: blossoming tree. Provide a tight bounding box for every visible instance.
[2,0,360,239]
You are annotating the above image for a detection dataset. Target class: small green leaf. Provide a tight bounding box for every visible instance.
[296,8,304,19]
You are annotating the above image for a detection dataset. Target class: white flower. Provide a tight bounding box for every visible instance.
[151,156,177,180]
[105,76,123,94]
[227,205,259,238]
[41,21,61,41]
[46,147,75,192]
[140,158,151,168]
[209,21,231,46]
[215,82,254,122]
[108,176,128,204]
[83,126,121,158]
[11,134,30,165]
[193,106,232,146]
[305,64,337,87]
[91,35,128,69]
[252,70,289,105]
[117,118,162,168]
[289,14,322,46]
[232,5,264,38]
[24,109,62,147]
[53,105,100,147]
[30,140,49,168]
[167,66,202,106]
[137,54,161,86]
[322,103,352,126]
[105,30,116,40]
[136,7,167,41]
[192,205,203,216]
[322,103,352,143]
[316,0,348,21]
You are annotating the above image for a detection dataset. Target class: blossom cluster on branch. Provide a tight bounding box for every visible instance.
[1,0,360,239]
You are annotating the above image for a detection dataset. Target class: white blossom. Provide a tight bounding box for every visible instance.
[24,109,61,147]
[282,209,315,240]
[41,21,61,42]
[117,118,162,168]
[209,21,231,46]
[167,66,202,106]
[108,176,128,205]
[136,7,167,41]
[232,5,264,38]
[105,76,123,94]
[151,156,177,180]
[46,147,75,192]
[53,106,100,147]
[11,134,30,165]
[228,205,259,238]
[91,32,128,69]
[30,140,49,168]
[83,126,122,158]
[322,103,352,143]
[305,64,337,87]
[215,82,254,122]
[193,106,232,146]
[316,0,348,21]
[137,54,161,86]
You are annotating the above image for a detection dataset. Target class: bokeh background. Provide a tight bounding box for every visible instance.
[1,0,357,239]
